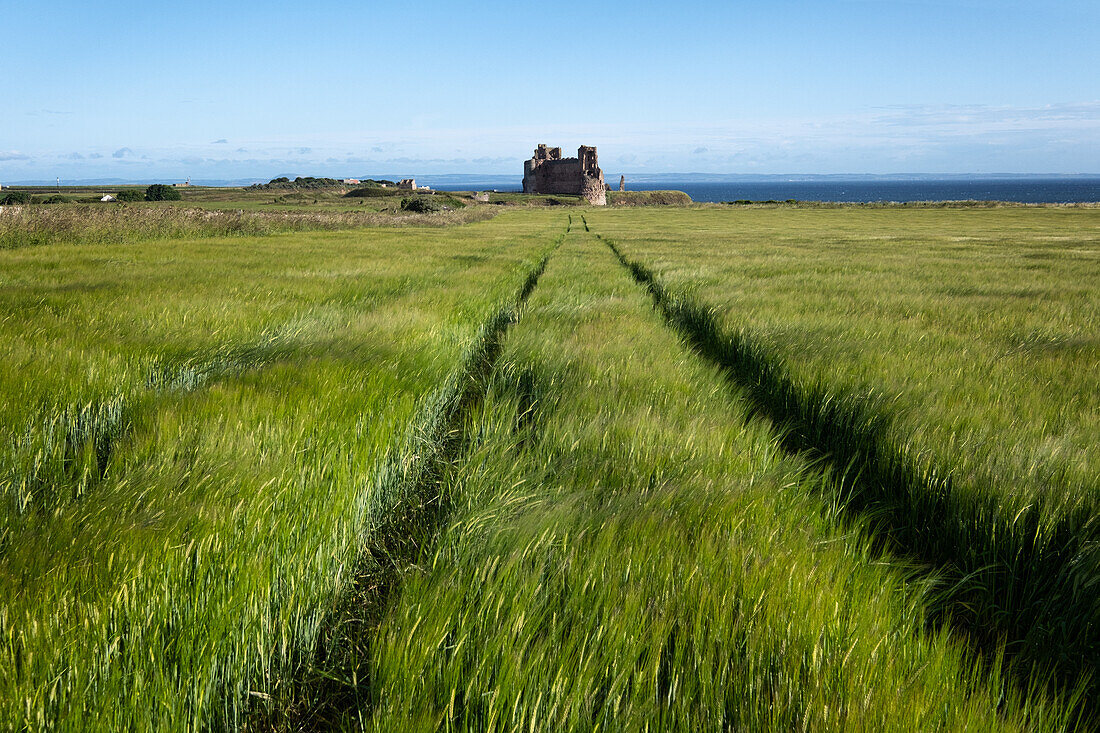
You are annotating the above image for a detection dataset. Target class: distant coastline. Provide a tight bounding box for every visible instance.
[424,176,1100,204]
[427,176,1100,204]
[5,174,1099,204]
[633,178,1100,204]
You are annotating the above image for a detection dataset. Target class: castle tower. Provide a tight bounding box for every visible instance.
[522,143,606,205]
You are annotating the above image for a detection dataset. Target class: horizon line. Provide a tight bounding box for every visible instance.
[7,172,1100,187]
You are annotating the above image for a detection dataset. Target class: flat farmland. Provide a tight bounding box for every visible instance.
[591,206,1100,710]
[1,203,1097,730]
[0,209,561,728]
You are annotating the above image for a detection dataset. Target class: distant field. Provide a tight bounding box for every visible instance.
[1,204,1097,729]
[0,198,496,251]
[0,185,647,250]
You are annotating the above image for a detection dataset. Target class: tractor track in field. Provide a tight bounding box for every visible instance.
[253,226,565,730]
[599,227,1097,726]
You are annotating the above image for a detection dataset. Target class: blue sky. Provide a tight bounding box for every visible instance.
[1,0,1098,181]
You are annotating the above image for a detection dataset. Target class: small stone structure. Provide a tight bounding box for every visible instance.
[619,175,625,192]
[397,179,417,190]
[523,144,606,205]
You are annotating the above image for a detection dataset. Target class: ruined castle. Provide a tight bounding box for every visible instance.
[522,144,606,205]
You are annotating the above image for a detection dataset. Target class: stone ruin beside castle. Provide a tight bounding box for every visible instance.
[523,144,606,205]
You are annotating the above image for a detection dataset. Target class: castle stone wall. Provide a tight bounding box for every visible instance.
[522,143,607,205]
[527,159,584,194]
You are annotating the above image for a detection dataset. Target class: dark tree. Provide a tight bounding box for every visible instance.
[0,191,33,205]
[144,184,182,201]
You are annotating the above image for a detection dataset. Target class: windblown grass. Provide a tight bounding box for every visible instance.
[587,206,1100,707]
[4,205,1096,730]
[256,245,560,728]
[0,211,563,729]
[365,230,1081,731]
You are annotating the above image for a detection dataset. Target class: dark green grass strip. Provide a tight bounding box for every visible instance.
[602,234,1098,724]
[253,238,560,730]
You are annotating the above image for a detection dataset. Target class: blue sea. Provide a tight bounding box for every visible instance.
[429,178,1100,204]
[659,179,1100,204]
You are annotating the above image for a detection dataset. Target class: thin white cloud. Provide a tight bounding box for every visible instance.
[870,102,1100,128]
[16,101,1100,177]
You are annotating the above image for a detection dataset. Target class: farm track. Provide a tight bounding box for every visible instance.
[4,210,1093,728]
[362,228,1078,730]
[597,222,1097,723]
[0,213,568,730]
[255,229,564,729]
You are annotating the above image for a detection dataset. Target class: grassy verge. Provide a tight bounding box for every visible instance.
[364,230,1078,730]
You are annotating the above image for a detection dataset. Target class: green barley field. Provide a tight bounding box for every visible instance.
[1,198,1098,730]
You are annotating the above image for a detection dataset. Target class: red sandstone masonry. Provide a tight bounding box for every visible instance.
[523,144,607,205]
